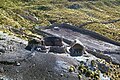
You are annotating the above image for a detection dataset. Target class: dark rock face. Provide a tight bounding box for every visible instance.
[0,48,5,53]
[44,37,63,46]
[25,38,41,51]
[68,4,82,9]
[49,46,66,53]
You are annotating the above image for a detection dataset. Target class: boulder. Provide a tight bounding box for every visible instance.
[44,37,63,46]
[68,4,82,9]
[49,46,66,53]
[25,38,41,51]
[0,48,5,53]
[69,39,85,56]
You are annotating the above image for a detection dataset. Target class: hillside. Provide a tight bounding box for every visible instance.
[0,1,120,80]
[0,0,120,41]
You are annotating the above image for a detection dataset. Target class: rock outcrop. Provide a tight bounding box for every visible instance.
[0,31,80,80]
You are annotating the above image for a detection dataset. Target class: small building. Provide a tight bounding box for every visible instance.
[69,39,85,56]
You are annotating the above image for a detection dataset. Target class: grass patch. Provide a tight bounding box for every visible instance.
[0,0,120,42]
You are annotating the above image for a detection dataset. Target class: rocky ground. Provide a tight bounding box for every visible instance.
[0,0,120,80]
[39,23,120,65]
[0,28,119,80]
[0,31,81,80]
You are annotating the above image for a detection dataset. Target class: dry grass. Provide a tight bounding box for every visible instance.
[0,0,120,42]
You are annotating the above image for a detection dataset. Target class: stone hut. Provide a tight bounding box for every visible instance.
[69,39,85,56]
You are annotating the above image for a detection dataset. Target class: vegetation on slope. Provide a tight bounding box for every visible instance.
[0,0,120,42]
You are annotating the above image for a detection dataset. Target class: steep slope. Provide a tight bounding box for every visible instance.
[0,0,120,42]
